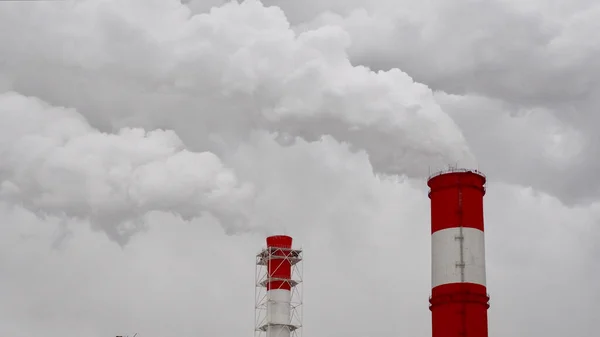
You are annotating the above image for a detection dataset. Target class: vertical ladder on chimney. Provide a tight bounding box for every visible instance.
[456,184,467,337]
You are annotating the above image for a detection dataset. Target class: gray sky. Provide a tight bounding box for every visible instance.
[0,0,598,336]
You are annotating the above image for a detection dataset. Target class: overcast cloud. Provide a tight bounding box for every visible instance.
[0,0,598,336]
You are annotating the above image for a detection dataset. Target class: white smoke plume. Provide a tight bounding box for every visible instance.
[0,0,473,175]
[0,0,475,243]
[0,92,254,245]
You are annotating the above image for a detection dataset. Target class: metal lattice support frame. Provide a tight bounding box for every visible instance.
[255,245,303,337]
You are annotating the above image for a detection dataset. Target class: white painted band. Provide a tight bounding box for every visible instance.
[266,325,290,337]
[267,289,291,337]
[432,227,486,288]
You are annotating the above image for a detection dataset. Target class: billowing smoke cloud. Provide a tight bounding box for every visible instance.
[279,0,600,204]
[0,0,477,244]
[0,0,474,178]
[0,92,254,245]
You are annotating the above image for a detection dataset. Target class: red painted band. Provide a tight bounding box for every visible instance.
[266,235,293,291]
[430,283,490,337]
[428,171,486,234]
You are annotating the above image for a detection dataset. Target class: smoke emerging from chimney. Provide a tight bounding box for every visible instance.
[0,0,474,244]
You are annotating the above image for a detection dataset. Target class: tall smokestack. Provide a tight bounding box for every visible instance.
[427,168,490,337]
[255,235,303,337]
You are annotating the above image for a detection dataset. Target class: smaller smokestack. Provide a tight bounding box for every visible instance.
[255,235,304,337]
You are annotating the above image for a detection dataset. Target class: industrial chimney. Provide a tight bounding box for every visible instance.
[255,235,303,337]
[427,168,490,337]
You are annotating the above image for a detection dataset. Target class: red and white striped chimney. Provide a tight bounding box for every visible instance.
[266,235,293,337]
[255,235,302,337]
[427,169,490,337]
